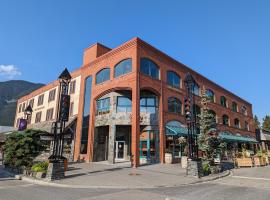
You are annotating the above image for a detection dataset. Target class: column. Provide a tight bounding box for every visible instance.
[108,124,116,164]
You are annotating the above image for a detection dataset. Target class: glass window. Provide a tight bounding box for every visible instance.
[37,94,44,106]
[206,89,215,103]
[97,97,110,114]
[167,71,180,88]
[209,110,217,123]
[69,80,76,94]
[193,83,200,96]
[117,96,132,112]
[80,76,92,154]
[168,97,182,114]
[220,96,227,108]
[223,115,229,126]
[140,58,160,79]
[140,97,158,113]
[232,102,238,112]
[241,106,248,116]
[48,89,56,102]
[96,68,110,84]
[244,121,249,131]
[46,108,54,121]
[234,118,240,128]
[114,59,132,77]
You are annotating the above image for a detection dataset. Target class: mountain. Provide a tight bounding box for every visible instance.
[0,80,44,126]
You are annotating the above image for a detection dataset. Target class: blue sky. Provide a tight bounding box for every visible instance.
[0,0,269,121]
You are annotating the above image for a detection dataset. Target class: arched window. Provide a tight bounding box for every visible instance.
[206,89,215,103]
[140,90,158,114]
[232,102,238,112]
[193,83,200,96]
[140,58,160,79]
[193,104,201,117]
[244,121,249,131]
[96,68,110,84]
[167,71,180,88]
[168,97,182,114]
[234,118,240,128]
[241,106,248,116]
[209,110,217,123]
[220,96,227,108]
[114,59,132,78]
[222,115,229,126]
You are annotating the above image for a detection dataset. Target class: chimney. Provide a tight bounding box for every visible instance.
[83,43,111,66]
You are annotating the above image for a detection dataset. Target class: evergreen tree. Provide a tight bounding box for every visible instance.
[262,115,270,131]
[254,115,261,130]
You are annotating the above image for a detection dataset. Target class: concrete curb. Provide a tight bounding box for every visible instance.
[21,170,231,189]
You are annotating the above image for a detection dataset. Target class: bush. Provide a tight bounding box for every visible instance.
[202,161,211,175]
[31,161,48,173]
[3,129,47,169]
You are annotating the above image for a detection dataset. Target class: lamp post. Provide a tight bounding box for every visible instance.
[24,105,33,123]
[47,68,71,181]
[184,73,202,178]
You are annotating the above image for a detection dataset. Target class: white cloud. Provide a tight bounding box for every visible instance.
[0,65,22,79]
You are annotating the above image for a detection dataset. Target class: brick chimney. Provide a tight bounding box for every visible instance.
[83,43,111,66]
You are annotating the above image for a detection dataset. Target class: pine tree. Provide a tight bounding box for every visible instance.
[254,115,261,130]
[262,115,270,131]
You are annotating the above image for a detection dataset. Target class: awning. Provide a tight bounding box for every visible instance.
[219,132,257,143]
[165,125,188,137]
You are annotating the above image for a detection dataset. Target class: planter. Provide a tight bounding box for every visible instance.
[165,153,173,164]
[254,157,265,166]
[236,158,253,167]
[181,156,188,168]
[35,172,46,179]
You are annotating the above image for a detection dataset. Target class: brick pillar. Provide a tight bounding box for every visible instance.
[87,101,96,162]
[108,124,116,164]
[159,94,165,164]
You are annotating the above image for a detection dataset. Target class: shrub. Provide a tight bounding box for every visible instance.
[202,161,211,175]
[31,161,48,173]
[3,129,47,169]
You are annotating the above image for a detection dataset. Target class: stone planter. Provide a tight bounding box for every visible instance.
[236,158,253,167]
[181,156,188,168]
[35,172,46,179]
[165,153,173,164]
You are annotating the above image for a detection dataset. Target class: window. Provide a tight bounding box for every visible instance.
[35,111,42,123]
[46,108,54,121]
[37,94,44,106]
[140,58,160,79]
[244,121,249,131]
[167,71,180,89]
[140,96,158,113]
[209,110,217,123]
[193,104,201,116]
[220,96,227,108]
[69,102,74,117]
[206,89,215,103]
[69,80,76,94]
[234,118,240,128]
[232,102,238,112]
[29,99,34,108]
[96,68,110,84]
[80,76,92,154]
[117,96,132,112]
[222,115,229,126]
[18,104,22,113]
[114,59,132,77]
[193,83,200,96]
[22,102,26,112]
[48,89,56,102]
[96,98,110,115]
[168,97,182,114]
[241,106,248,116]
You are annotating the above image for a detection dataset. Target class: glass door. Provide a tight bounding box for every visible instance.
[115,141,125,160]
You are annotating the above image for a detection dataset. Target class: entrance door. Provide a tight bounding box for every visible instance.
[115,141,125,160]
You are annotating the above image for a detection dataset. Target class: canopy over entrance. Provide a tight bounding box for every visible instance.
[219,131,257,143]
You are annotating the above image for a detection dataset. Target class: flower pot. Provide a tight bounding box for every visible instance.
[181,156,188,168]
[36,172,46,179]
[165,153,173,164]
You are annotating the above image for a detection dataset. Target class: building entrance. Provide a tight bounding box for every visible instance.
[115,141,125,160]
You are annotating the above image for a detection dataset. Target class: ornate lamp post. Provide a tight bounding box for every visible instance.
[47,68,71,181]
[18,105,33,131]
[184,73,202,178]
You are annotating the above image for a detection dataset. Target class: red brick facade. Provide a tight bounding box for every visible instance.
[15,37,256,167]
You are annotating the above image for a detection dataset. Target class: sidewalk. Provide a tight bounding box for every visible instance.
[21,162,230,189]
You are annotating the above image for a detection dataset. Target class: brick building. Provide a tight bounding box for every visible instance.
[14,37,256,167]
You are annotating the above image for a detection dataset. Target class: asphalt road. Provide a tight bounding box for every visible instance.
[0,175,270,200]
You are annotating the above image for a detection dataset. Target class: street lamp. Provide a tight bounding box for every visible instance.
[18,105,33,131]
[47,68,71,181]
[184,73,198,160]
